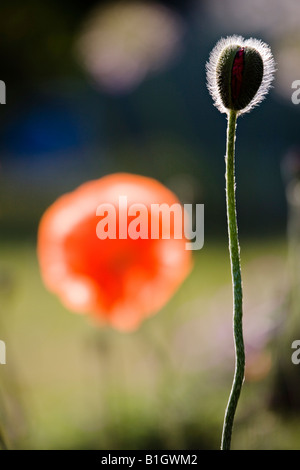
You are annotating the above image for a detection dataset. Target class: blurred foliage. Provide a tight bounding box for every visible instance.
[0,237,296,450]
[0,0,294,240]
[0,0,300,450]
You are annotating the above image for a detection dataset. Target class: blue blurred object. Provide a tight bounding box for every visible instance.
[2,96,90,161]
[0,84,106,206]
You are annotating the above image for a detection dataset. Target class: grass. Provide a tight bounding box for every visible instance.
[1,235,299,449]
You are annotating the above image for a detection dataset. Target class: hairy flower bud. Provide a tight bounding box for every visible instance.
[206,35,276,115]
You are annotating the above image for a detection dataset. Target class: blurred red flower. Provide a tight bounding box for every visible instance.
[37,173,192,331]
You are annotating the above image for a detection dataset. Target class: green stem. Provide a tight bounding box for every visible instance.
[221,109,245,450]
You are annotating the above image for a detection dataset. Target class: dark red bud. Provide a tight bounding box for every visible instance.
[216,44,264,111]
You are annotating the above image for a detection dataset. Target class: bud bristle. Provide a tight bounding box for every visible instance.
[206,35,275,115]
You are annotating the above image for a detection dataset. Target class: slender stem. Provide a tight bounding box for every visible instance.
[221,109,245,450]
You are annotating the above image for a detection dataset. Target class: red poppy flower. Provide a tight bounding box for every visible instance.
[37,173,192,331]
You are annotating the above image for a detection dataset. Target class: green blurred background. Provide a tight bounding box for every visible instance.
[0,0,300,450]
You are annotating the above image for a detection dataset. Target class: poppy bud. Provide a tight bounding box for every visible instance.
[206,35,275,115]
